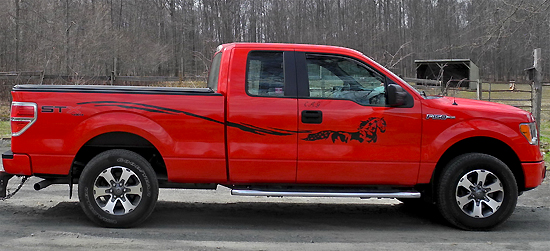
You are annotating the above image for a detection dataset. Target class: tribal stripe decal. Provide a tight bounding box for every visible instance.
[77,101,309,136]
[77,101,385,143]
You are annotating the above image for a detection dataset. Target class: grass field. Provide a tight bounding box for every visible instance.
[539,121,550,164]
[0,102,9,138]
[0,121,9,138]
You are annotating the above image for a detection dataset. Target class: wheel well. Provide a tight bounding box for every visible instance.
[71,132,167,180]
[431,137,525,192]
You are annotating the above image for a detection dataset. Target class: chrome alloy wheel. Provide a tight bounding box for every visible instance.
[455,169,504,218]
[93,166,143,215]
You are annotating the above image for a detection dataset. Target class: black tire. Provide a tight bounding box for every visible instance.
[78,149,159,227]
[436,153,518,230]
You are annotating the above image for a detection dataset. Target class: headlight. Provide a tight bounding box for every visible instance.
[519,122,538,145]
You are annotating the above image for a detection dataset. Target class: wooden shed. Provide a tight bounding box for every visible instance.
[415,59,480,90]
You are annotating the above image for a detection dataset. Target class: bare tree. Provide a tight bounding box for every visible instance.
[1,0,549,82]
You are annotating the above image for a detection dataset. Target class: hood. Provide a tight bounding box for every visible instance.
[423,96,534,123]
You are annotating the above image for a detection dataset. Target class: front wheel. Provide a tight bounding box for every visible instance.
[78,149,159,227]
[436,153,518,230]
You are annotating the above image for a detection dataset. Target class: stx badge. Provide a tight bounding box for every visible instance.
[41,106,83,116]
[426,114,455,120]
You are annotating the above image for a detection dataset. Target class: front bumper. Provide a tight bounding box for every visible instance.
[2,150,32,176]
[523,161,546,189]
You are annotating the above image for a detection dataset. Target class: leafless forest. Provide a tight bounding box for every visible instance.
[1,0,549,81]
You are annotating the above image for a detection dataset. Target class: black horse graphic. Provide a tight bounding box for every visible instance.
[303,117,387,143]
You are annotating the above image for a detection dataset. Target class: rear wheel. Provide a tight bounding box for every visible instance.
[78,149,159,227]
[436,153,517,230]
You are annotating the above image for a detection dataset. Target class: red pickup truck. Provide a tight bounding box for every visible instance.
[2,43,545,230]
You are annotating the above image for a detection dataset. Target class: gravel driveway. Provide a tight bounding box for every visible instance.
[1,146,548,250]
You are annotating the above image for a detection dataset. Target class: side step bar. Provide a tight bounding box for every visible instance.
[231,190,421,199]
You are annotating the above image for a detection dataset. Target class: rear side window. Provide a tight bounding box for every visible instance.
[246,51,285,97]
[207,52,222,92]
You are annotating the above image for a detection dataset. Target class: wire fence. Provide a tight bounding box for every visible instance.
[0,72,207,104]
[2,72,549,118]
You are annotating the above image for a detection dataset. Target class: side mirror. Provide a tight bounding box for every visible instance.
[387,84,408,107]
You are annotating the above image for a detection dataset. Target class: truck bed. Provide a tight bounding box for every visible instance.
[13,85,216,95]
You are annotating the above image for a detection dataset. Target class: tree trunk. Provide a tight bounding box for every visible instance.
[65,0,70,75]
[14,0,20,71]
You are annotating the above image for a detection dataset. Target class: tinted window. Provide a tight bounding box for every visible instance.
[306,54,386,106]
[207,52,222,92]
[246,51,285,97]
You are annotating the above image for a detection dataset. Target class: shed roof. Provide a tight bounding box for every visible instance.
[414,59,472,64]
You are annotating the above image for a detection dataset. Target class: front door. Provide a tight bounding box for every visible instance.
[296,52,422,185]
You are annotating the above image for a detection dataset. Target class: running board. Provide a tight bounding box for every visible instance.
[231,190,421,199]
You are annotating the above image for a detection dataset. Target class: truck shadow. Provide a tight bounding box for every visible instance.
[33,200,446,230]
[147,200,447,230]
[6,200,545,232]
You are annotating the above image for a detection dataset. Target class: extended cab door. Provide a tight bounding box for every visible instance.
[295,52,422,185]
[226,48,298,183]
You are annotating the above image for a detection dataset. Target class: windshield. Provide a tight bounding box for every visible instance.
[357,52,425,99]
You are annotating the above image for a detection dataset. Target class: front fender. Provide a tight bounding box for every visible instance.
[422,118,524,163]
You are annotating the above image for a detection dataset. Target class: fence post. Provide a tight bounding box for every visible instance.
[111,57,117,85]
[476,80,482,100]
[110,71,115,86]
[532,48,542,131]
[488,82,492,102]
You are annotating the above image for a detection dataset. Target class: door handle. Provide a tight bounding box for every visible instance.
[301,110,323,124]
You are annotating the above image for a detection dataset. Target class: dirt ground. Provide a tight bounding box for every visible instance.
[1,146,549,251]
